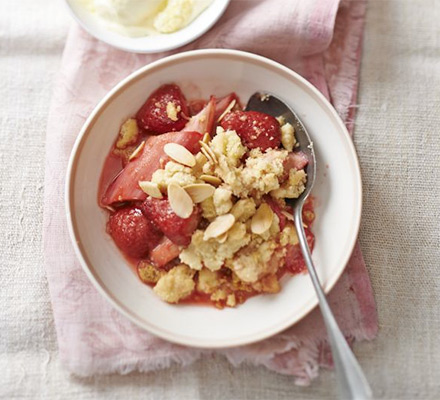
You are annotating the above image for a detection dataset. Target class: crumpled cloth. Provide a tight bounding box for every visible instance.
[43,0,377,385]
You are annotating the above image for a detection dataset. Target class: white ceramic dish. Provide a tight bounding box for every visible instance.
[66,49,362,348]
[65,0,231,53]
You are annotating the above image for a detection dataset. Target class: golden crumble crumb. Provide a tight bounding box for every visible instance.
[227,240,279,283]
[180,223,250,271]
[280,122,296,152]
[252,274,281,294]
[271,169,306,199]
[153,265,195,303]
[213,187,233,215]
[230,198,256,222]
[166,101,181,122]
[152,161,198,188]
[197,268,221,294]
[138,262,165,284]
[200,196,217,220]
[226,294,236,307]
[116,118,139,149]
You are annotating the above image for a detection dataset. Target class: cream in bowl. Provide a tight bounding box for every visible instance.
[65,0,230,53]
[72,0,214,36]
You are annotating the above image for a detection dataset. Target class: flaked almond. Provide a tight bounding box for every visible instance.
[103,205,116,212]
[128,141,145,161]
[192,153,208,177]
[251,203,274,235]
[164,143,196,167]
[202,132,211,144]
[199,141,218,164]
[168,183,194,218]
[217,232,228,243]
[281,210,294,221]
[217,99,236,122]
[200,147,214,164]
[139,181,163,199]
[184,183,215,203]
[204,214,235,241]
[195,152,208,168]
[200,174,222,187]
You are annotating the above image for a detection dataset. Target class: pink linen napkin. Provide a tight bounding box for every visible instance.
[43,0,377,385]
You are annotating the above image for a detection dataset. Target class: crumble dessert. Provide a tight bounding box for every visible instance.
[99,83,315,308]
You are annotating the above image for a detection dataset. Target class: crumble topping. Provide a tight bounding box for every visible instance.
[281,122,296,152]
[166,101,181,122]
[213,187,233,215]
[151,161,198,188]
[115,118,139,149]
[137,124,309,305]
[106,98,311,307]
[180,222,251,271]
[271,169,307,199]
[209,127,288,198]
[153,264,195,303]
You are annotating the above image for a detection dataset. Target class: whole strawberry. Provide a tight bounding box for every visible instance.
[220,110,281,151]
[107,206,163,258]
[136,84,189,134]
[141,197,200,247]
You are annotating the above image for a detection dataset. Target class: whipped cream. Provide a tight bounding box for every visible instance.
[74,0,214,37]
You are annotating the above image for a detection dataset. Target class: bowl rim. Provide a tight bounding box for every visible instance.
[65,49,362,348]
[63,0,232,54]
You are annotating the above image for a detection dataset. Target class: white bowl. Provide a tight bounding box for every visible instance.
[64,0,231,53]
[66,49,362,348]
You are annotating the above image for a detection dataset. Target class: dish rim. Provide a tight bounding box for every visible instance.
[65,49,363,348]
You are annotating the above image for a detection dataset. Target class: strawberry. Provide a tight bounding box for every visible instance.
[150,237,181,268]
[220,110,281,151]
[107,206,163,258]
[136,84,189,134]
[141,197,200,246]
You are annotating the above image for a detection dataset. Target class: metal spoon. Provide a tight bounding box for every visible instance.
[246,93,373,400]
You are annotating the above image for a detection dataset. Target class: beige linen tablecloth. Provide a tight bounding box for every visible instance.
[1,0,439,398]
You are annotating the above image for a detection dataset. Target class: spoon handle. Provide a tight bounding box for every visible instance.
[293,205,373,400]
